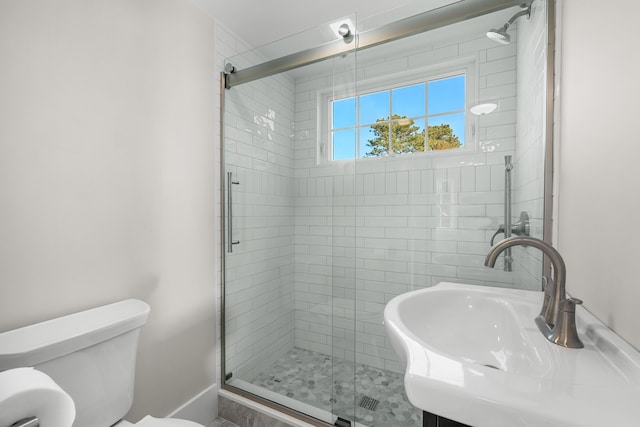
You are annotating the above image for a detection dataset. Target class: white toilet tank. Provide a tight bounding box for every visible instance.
[0,299,150,427]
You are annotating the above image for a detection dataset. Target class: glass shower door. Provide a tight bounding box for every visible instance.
[222,65,298,401]
[222,15,360,426]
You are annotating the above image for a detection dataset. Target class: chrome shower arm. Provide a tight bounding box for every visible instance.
[503,6,531,30]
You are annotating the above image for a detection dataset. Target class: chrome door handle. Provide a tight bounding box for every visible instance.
[227,172,240,253]
[9,417,39,427]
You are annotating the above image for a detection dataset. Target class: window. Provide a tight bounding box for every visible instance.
[330,73,468,161]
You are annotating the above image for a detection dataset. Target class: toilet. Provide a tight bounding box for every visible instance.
[0,299,204,427]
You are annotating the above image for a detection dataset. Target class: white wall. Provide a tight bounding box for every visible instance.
[558,0,640,350]
[0,0,217,421]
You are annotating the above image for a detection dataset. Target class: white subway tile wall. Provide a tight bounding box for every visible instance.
[292,30,525,373]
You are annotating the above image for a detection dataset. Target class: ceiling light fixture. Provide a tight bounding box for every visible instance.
[330,19,354,39]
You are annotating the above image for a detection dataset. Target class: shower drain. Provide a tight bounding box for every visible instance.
[358,395,380,411]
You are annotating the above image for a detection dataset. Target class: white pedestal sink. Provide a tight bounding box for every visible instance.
[384,282,640,427]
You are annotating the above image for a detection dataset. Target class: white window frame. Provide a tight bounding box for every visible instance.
[317,57,478,164]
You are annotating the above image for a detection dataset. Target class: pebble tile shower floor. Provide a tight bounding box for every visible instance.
[252,347,422,426]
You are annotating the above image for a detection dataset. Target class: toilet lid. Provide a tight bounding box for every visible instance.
[135,415,204,427]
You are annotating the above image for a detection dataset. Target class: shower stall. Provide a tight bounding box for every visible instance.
[221,0,552,425]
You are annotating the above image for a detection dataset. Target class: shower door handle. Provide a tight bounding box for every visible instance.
[8,418,39,427]
[227,172,240,253]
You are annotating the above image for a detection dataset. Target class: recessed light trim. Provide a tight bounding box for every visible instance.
[330,19,354,38]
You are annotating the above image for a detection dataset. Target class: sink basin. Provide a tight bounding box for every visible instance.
[384,282,640,427]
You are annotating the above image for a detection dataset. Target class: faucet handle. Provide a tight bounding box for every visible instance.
[490,225,505,246]
[560,297,583,312]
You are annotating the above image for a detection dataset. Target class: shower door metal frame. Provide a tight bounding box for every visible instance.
[224,0,525,88]
[219,0,558,425]
[542,0,556,279]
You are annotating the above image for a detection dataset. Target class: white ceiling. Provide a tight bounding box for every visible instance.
[188,0,518,80]
[190,0,428,48]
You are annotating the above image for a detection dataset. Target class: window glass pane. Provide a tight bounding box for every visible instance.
[392,83,425,119]
[360,124,388,157]
[428,75,465,114]
[427,113,465,150]
[333,97,356,129]
[360,90,390,125]
[333,128,356,160]
[392,117,425,155]
[330,72,468,161]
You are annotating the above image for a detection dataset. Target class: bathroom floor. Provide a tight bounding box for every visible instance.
[251,347,421,427]
[208,419,239,427]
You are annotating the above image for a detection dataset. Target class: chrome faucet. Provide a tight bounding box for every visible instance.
[485,236,584,349]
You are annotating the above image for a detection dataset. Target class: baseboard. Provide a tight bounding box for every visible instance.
[168,383,218,425]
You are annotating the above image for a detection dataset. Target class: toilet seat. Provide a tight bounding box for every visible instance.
[118,415,204,427]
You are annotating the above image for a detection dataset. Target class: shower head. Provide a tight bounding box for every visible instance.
[486,26,511,44]
[486,4,531,45]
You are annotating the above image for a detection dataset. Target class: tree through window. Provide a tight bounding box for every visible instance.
[364,114,461,156]
[330,74,466,160]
